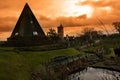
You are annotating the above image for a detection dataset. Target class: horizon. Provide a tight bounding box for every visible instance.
[0,0,120,40]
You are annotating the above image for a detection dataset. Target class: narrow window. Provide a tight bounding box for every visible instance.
[33,31,38,35]
[15,32,19,36]
[30,20,33,24]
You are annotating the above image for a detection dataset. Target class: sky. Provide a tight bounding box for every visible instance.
[0,0,120,40]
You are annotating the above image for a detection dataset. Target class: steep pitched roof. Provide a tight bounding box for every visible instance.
[11,3,46,37]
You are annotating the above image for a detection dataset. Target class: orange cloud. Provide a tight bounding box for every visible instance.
[0,16,17,32]
[0,0,120,40]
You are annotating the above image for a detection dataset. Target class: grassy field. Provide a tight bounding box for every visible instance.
[0,35,120,80]
[0,48,80,80]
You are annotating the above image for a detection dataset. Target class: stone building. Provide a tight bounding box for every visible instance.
[57,24,64,40]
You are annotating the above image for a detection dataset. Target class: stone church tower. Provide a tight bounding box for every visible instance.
[57,24,64,40]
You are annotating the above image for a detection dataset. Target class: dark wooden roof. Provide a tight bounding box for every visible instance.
[11,3,46,37]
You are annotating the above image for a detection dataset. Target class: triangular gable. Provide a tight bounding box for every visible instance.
[11,3,46,37]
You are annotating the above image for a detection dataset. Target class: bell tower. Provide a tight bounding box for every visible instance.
[57,24,64,40]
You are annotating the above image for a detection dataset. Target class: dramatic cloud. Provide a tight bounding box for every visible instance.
[0,16,17,32]
[77,0,120,22]
[0,0,120,40]
[38,14,88,28]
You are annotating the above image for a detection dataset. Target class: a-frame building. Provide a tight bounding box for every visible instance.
[7,3,48,46]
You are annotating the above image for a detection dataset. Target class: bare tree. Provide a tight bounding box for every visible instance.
[82,28,102,40]
[80,27,102,46]
[112,22,120,34]
[96,17,109,35]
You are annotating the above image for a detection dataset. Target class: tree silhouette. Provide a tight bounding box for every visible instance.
[82,28,102,40]
[113,22,120,34]
[47,28,59,43]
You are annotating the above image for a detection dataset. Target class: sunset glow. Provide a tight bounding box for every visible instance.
[0,0,120,40]
[61,0,93,18]
[64,5,93,18]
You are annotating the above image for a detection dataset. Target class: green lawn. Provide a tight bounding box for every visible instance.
[104,48,115,58]
[0,48,80,80]
[0,36,120,80]
[0,52,29,80]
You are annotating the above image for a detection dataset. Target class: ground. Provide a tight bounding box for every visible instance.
[0,35,120,80]
[0,48,79,80]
